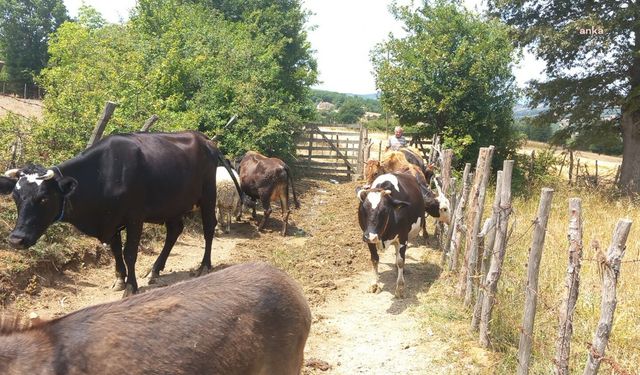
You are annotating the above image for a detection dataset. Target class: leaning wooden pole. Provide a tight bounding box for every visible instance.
[464,146,495,306]
[442,177,457,266]
[479,159,514,348]
[554,198,584,375]
[517,188,555,375]
[471,171,503,331]
[87,101,117,149]
[583,219,632,375]
[458,149,488,295]
[449,163,472,272]
[140,114,159,132]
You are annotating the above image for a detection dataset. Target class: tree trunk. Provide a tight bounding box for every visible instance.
[619,108,640,192]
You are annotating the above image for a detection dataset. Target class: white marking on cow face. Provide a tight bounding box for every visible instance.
[371,174,400,192]
[366,191,383,209]
[437,195,451,224]
[16,174,45,190]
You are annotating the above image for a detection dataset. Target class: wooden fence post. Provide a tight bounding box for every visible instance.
[517,188,555,375]
[442,176,457,265]
[471,170,503,331]
[462,146,495,305]
[449,163,472,272]
[554,198,583,375]
[568,151,574,185]
[441,149,453,195]
[140,114,159,132]
[458,150,488,295]
[583,219,632,375]
[86,101,117,149]
[479,159,514,348]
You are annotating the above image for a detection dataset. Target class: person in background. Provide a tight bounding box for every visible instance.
[388,126,407,150]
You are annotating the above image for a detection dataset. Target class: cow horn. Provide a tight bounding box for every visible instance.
[4,168,21,178]
[39,170,56,180]
[357,188,369,202]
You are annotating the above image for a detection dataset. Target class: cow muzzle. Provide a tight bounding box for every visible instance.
[7,233,28,249]
[363,232,379,243]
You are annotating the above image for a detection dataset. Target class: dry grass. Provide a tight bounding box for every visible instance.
[480,183,640,373]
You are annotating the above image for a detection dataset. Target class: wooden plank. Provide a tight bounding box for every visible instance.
[294,154,358,161]
[295,144,361,152]
[306,124,355,171]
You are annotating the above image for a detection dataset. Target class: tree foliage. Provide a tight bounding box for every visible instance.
[0,0,68,83]
[37,0,316,162]
[372,0,519,167]
[488,0,638,189]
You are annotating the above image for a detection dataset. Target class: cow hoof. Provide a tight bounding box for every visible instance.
[111,278,125,291]
[195,265,211,277]
[147,271,160,285]
[395,287,405,299]
[369,284,381,294]
[122,285,136,298]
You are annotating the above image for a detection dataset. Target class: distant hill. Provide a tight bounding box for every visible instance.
[310,89,381,113]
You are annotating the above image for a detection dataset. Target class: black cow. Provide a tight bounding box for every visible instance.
[357,172,425,298]
[1,131,241,297]
[238,151,299,236]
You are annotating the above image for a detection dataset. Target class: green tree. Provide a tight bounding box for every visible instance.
[372,0,519,166]
[336,97,365,123]
[0,0,68,83]
[38,0,317,162]
[488,0,637,191]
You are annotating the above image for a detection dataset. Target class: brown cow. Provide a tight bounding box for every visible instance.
[239,151,300,235]
[365,151,450,225]
[0,262,311,375]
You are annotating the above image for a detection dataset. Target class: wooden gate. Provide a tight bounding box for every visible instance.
[295,124,366,180]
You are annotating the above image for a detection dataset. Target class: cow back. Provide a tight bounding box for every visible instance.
[0,263,311,375]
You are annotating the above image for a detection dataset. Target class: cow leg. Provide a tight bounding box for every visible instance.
[395,239,408,298]
[257,195,272,232]
[197,197,217,276]
[148,218,184,284]
[279,189,290,236]
[367,243,381,293]
[109,231,126,291]
[122,221,143,298]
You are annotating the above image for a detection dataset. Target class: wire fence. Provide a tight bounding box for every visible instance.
[0,81,44,100]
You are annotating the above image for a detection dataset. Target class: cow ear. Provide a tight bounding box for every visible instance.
[390,198,411,209]
[57,177,78,197]
[0,176,16,195]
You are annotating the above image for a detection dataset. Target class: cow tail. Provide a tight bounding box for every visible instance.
[285,165,300,209]
[206,141,244,201]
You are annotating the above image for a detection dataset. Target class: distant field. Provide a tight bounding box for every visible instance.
[0,95,43,119]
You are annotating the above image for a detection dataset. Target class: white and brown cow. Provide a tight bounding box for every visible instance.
[364,151,450,225]
[357,172,426,298]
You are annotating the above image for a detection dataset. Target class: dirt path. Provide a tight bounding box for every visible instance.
[304,244,448,374]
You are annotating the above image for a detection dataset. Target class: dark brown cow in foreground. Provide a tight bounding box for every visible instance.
[0,262,311,375]
[239,151,300,235]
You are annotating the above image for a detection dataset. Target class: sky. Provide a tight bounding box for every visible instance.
[63,0,545,95]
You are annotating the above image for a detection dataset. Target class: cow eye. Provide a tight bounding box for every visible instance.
[39,197,48,204]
